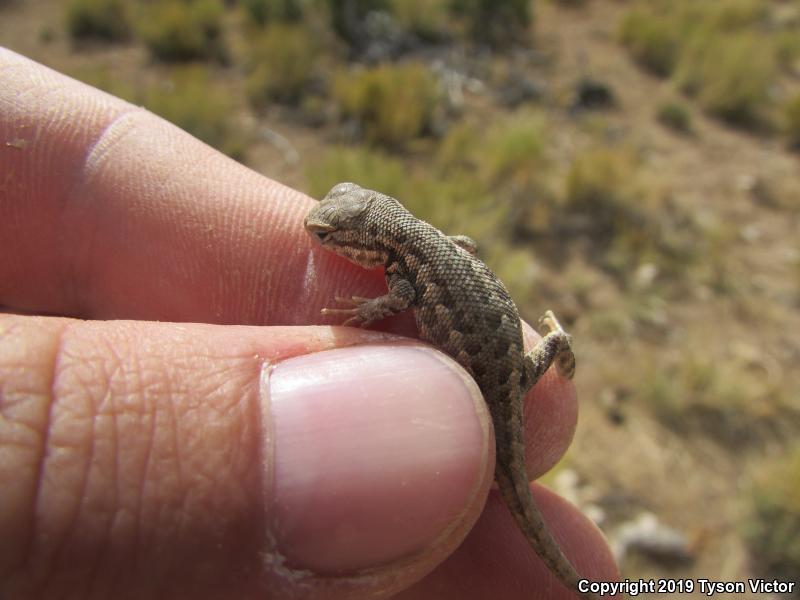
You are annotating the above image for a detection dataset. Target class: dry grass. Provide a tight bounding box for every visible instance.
[744,447,800,582]
[785,93,800,149]
[141,66,245,159]
[619,0,784,129]
[137,0,227,63]
[246,24,318,106]
[332,62,440,148]
[66,0,131,43]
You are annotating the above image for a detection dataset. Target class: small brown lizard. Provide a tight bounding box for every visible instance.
[305,182,598,599]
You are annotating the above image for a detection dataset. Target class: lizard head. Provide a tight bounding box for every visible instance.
[304,182,370,246]
[304,182,388,268]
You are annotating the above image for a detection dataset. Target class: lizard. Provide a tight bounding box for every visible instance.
[304,182,598,600]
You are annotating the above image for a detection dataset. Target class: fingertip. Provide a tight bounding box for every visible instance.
[396,483,618,600]
[521,322,579,478]
[527,484,620,589]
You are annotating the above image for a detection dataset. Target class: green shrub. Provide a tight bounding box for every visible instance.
[390,0,449,41]
[552,0,588,7]
[66,0,130,42]
[332,63,439,148]
[436,122,480,172]
[243,0,303,25]
[785,94,800,149]
[450,0,531,47]
[744,448,800,582]
[67,65,136,101]
[138,0,227,63]
[327,0,388,46]
[141,66,245,158]
[482,112,547,187]
[700,0,768,31]
[675,32,777,127]
[561,147,688,276]
[657,101,692,133]
[440,115,546,184]
[776,30,800,71]
[641,354,765,445]
[305,147,406,200]
[619,1,780,128]
[565,148,637,219]
[246,24,317,106]
[404,174,498,240]
[618,9,681,76]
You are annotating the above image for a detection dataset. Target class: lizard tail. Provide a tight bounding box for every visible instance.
[496,457,600,600]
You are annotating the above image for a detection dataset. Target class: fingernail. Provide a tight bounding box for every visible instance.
[268,344,491,572]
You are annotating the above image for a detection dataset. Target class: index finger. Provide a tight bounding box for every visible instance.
[0,48,396,329]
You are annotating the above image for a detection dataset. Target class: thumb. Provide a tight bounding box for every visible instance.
[0,315,494,600]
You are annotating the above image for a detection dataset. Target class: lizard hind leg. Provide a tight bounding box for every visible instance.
[522,310,576,390]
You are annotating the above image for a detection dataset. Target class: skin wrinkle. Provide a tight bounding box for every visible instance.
[21,320,66,588]
[83,395,108,600]
[136,344,182,594]
[80,367,106,600]
[101,351,134,598]
[133,360,159,583]
[49,331,112,597]
[66,327,151,596]
[166,360,185,508]
[61,107,146,319]
[107,331,138,595]
[0,320,39,579]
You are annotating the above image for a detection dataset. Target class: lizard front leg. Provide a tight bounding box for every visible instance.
[322,275,416,327]
[522,310,576,391]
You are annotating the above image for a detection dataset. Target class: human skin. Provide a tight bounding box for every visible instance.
[0,48,619,599]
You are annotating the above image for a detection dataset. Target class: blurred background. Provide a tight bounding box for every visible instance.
[2,0,798,596]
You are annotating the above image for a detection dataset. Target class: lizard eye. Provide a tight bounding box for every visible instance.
[305,221,336,244]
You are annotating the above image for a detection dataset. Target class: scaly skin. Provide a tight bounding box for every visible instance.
[304,182,596,600]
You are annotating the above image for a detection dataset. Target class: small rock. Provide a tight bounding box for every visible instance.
[571,77,615,111]
[497,76,545,108]
[739,224,762,242]
[735,173,757,193]
[634,263,659,288]
[612,512,693,568]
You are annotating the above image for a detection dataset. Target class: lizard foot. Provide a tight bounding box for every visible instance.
[321,296,390,327]
[537,310,576,380]
[538,309,565,335]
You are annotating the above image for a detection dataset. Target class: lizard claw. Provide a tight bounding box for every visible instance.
[322,306,367,327]
[330,295,371,307]
[321,307,356,315]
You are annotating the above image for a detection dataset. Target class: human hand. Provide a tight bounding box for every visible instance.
[0,48,618,599]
